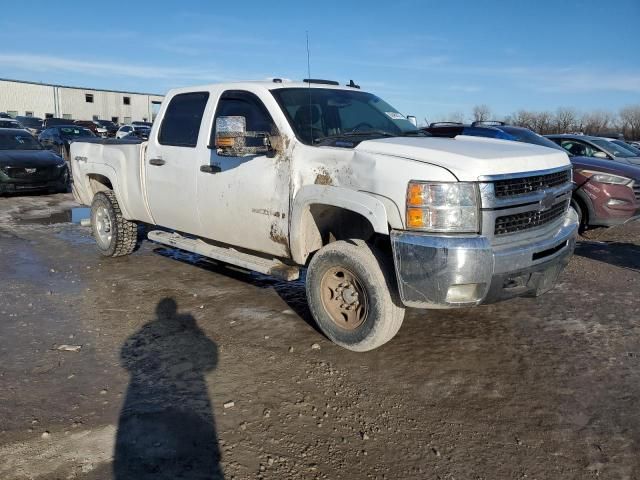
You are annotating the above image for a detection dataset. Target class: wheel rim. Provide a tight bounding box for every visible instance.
[320,266,369,330]
[94,206,113,249]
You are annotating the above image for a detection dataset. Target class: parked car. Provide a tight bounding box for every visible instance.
[15,116,43,135]
[606,138,640,156]
[547,134,640,166]
[74,120,108,138]
[71,79,578,351]
[116,124,151,139]
[0,128,69,194]
[0,118,24,129]
[38,125,95,160]
[123,127,151,141]
[0,112,12,118]
[94,120,119,137]
[131,121,153,128]
[43,117,76,129]
[424,122,640,229]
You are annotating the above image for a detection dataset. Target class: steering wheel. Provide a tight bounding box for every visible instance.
[349,122,374,132]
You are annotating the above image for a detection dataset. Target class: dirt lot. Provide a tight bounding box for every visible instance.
[1,193,639,480]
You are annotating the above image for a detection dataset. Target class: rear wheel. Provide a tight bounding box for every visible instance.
[306,239,405,352]
[90,191,137,257]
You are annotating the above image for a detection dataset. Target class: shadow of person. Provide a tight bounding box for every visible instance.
[114,298,223,479]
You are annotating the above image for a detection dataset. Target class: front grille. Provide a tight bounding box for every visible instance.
[633,183,640,202]
[494,170,570,198]
[495,201,567,235]
[5,166,58,180]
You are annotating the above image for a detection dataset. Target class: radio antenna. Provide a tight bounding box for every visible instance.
[306,31,313,144]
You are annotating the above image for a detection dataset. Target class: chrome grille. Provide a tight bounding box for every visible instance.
[494,170,570,198]
[495,201,567,236]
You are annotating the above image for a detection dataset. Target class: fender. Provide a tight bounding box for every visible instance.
[290,185,391,264]
[84,162,134,220]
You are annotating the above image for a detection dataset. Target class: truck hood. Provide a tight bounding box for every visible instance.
[356,135,570,181]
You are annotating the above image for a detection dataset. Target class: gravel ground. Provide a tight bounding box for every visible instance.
[1,193,639,480]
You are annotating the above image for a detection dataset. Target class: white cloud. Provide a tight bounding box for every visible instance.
[0,53,231,83]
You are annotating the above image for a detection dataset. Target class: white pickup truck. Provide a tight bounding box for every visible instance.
[71,79,579,351]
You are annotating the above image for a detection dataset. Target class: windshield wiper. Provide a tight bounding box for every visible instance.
[315,130,397,143]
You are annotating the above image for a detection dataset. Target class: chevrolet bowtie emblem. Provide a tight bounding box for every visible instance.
[539,191,555,211]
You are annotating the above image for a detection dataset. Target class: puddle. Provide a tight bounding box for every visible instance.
[14,207,90,225]
[71,207,91,223]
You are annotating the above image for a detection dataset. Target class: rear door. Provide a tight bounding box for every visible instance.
[145,91,210,234]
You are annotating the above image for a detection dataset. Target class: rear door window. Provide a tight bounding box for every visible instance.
[159,92,210,147]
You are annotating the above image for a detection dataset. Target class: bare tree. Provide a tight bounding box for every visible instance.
[553,107,578,134]
[581,110,613,136]
[511,110,536,130]
[472,105,491,123]
[619,105,640,140]
[532,111,554,135]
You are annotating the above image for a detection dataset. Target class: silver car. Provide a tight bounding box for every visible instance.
[547,134,640,166]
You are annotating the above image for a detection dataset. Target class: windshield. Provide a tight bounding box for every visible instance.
[591,138,637,158]
[60,127,94,138]
[611,139,640,156]
[97,120,116,128]
[271,88,420,144]
[500,126,565,151]
[0,131,42,150]
[133,126,150,132]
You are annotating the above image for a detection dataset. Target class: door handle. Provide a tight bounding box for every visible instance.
[200,165,221,174]
[149,158,165,166]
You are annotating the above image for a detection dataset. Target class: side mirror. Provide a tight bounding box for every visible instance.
[212,116,272,156]
[593,151,609,159]
[406,115,418,127]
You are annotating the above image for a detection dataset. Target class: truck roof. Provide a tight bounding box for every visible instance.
[166,80,363,96]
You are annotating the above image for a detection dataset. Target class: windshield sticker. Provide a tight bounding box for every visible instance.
[385,112,406,120]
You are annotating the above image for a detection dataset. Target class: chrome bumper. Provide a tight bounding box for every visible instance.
[390,208,579,309]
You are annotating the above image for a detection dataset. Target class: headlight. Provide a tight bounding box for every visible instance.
[577,169,632,185]
[406,181,479,232]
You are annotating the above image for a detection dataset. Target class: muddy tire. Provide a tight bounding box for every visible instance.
[306,239,405,352]
[90,191,137,257]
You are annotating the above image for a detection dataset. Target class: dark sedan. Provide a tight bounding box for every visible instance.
[38,125,95,160]
[0,129,69,195]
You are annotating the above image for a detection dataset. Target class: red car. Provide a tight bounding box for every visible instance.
[570,156,640,229]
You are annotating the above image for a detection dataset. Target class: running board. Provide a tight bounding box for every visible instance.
[147,230,300,281]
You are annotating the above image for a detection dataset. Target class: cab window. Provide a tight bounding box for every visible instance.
[159,91,210,147]
[211,90,276,145]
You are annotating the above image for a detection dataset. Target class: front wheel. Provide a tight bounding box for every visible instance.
[90,191,137,257]
[306,239,405,352]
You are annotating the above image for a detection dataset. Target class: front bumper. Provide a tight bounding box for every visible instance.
[390,208,579,308]
[0,167,69,194]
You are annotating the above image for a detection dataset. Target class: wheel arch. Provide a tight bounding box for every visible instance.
[290,185,392,265]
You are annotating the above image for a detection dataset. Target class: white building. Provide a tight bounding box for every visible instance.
[0,78,164,123]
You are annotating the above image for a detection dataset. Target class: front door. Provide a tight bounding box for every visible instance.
[196,90,291,258]
[145,91,210,234]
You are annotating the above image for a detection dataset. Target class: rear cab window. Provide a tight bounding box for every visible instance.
[159,92,210,147]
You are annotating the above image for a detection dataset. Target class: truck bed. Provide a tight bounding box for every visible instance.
[70,139,153,224]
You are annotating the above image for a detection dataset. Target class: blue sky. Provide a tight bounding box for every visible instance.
[1,0,638,122]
